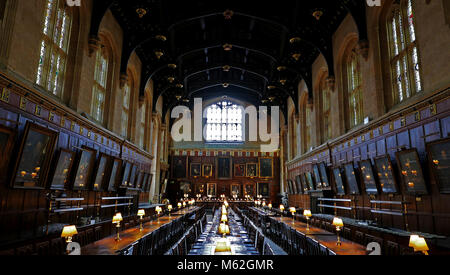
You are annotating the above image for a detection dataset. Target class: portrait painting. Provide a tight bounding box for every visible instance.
[107,158,122,192]
[231,184,241,197]
[319,162,330,188]
[92,154,111,191]
[12,122,58,189]
[72,147,97,191]
[257,182,270,197]
[244,184,254,197]
[190,163,202,177]
[135,170,144,190]
[196,183,205,195]
[217,157,232,179]
[145,173,153,193]
[120,161,132,188]
[0,125,15,182]
[49,149,75,190]
[332,168,346,195]
[129,164,138,188]
[427,138,450,193]
[396,149,428,195]
[374,155,398,194]
[359,160,379,195]
[202,164,213,177]
[207,183,217,197]
[234,164,246,177]
[246,163,258,178]
[259,158,273,178]
[141,173,149,192]
[344,163,360,195]
[172,156,187,179]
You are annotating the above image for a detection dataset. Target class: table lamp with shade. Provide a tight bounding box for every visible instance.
[222,207,228,216]
[332,217,344,246]
[410,235,430,255]
[303,210,312,231]
[137,209,145,231]
[268,203,272,213]
[224,200,229,208]
[178,202,182,209]
[279,204,285,218]
[218,223,230,238]
[168,205,173,216]
[221,214,228,224]
[61,225,78,245]
[112,213,123,241]
[183,201,187,208]
[289,207,296,223]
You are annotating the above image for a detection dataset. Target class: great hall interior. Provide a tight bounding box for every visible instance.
[0,0,449,257]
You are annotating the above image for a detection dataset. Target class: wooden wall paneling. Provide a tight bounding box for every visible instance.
[376,138,387,157]
[441,117,450,138]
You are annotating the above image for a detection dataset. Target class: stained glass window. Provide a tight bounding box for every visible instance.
[121,83,131,138]
[91,48,108,123]
[205,101,243,142]
[36,0,71,98]
[139,102,146,149]
[387,0,422,105]
[347,49,363,128]
[321,76,331,142]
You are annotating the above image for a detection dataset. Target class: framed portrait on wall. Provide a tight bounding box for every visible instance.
[427,138,450,193]
[207,183,217,197]
[129,164,138,188]
[296,175,303,195]
[246,163,258,178]
[305,172,315,190]
[259,158,273,178]
[319,162,330,188]
[359,160,379,195]
[135,170,144,190]
[234,164,246,177]
[120,161,132,188]
[196,183,205,195]
[244,184,254,197]
[290,178,298,194]
[313,164,323,189]
[0,124,16,182]
[374,155,398,194]
[202,164,213,178]
[286,180,293,194]
[140,173,149,192]
[190,163,202,178]
[11,122,58,189]
[107,158,122,192]
[180,182,192,195]
[72,147,97,191]
[48,149,75,190]
[344,163,360,195]
[217,157,232,179]
[396,149,428,195]
[92,153,112,191]
[301,174,309,193]
[257,182,270,197]
[332,167,346,195]
[231,184,241,197]
[172,156,188,179]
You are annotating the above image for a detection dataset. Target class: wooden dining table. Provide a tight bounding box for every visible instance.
[81,207,200,255]
[271,216,367,255]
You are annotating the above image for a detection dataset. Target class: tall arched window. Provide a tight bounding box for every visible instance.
[36,0,72,98]
[347,49,363,128]
[305,104,313,151]
[205,101,243,142]
[387,0,422,105]
[289,112,297,159]
[139,101,146,149]
[91,45,108,123]
[121,81,131,138]
[320,75,331,142]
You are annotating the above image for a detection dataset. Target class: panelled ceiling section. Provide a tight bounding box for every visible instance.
[89,0,368,118]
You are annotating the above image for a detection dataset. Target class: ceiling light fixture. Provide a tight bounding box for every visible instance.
[277,66,286,72]
[136,8,147,18]
[155,35,167,42]
[312,10,324,21]
[289,37,301,44]
[292,53,301,61]
[222,65,231,72]
[223,83,230,88]
[154,50,164,59]
[168,64,177,69]
[223,9,234,20]
[223,44,233,51]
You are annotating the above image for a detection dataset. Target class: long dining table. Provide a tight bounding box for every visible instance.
[271,216,367,255]
[81,207,200,255]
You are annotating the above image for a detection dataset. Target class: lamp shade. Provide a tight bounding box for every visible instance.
[224,201,229,207]
[112,213,123,224]
[289,207,296,213]
[61,225,78,238]
[178,202,182,208]
[218,223,230,235]
[332,217,344,227]
[413,237,429,252]
[409,235,420,248]
[303,210,312,217]
[156,206,162,214]
[137,209,145,217]
[262,202,266,207]
[221,215,228,223]
[168,205,173,211]
[280,205,285,211]
[183,202,186,207]
[268,203,272,209]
